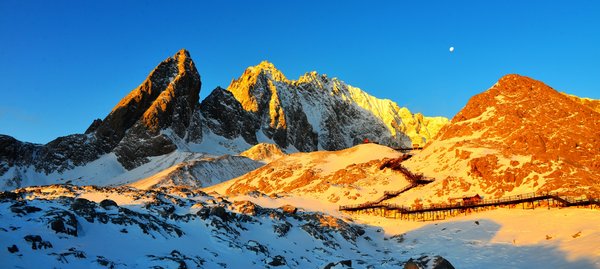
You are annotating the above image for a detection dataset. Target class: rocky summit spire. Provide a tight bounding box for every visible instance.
[87,49,202,169]
[93,49,200,146]
[227,61,288,113]
[139,49,201,137]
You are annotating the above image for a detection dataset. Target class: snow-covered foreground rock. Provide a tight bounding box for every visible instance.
[0,185,453,269]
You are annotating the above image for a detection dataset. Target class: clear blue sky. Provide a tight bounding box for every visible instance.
[1,1,599,144]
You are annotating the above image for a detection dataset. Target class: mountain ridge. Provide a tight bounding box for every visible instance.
[202,61,449,151]
[0,49,446,190]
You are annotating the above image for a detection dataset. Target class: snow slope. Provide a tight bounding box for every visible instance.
[129,155,264,190]
[223,191,600,269]
[350,207,600,268]
[207,143,414,205]
[3,184,598,268]
[1,149,263,192]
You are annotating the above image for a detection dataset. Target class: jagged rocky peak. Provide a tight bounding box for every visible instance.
[227,61,288,113]
[294,70,448,146]
[103,49,202,169]
[246,60,289,82]
[141,49,201,136]
[199,60,448,152]
[95,48,200,142]
[295,71,328,86]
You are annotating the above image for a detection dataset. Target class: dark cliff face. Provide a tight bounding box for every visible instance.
[91,48,202,169]
[200,80,321,152]
[107,49,202,169]
[0,135,38,175]
[97,49,201,162]
[0,133,104,180]
[200,87,258,144]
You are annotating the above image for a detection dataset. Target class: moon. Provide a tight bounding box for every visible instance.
[449,46,455,53]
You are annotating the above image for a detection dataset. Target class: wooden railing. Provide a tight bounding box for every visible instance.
[340,191,599,213]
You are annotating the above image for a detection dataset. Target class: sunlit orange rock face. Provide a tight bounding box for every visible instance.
[563,92,600,114]
[405,74,600,198]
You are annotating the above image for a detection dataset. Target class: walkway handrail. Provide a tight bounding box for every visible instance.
[339,191,599,213]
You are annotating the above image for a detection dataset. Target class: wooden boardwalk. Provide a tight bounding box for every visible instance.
[340,192,600,221]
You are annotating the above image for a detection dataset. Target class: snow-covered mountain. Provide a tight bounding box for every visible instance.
[2,61,599,268]
[0,50,447,190]
[394,74,600,205]
[127,143,286,190]
[201,61,448,152]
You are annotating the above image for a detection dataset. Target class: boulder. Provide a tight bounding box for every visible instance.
[404,256,455,269]
[99,199,118,210]
[404,261,419,269]
[280,204,297,215]
[266,255,287,266]
[71,198,97,222]
[24,235,53,250]
[210,206,229,221]
[245,240,269,255]
[7,244,19,253]
[323,260,352,269]
[431,256,455,269]
[233,200,261,216]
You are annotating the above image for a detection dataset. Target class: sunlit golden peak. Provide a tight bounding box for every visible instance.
[246,60,288,82]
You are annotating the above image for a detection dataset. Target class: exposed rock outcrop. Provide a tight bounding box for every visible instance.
[239,143,286,162]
